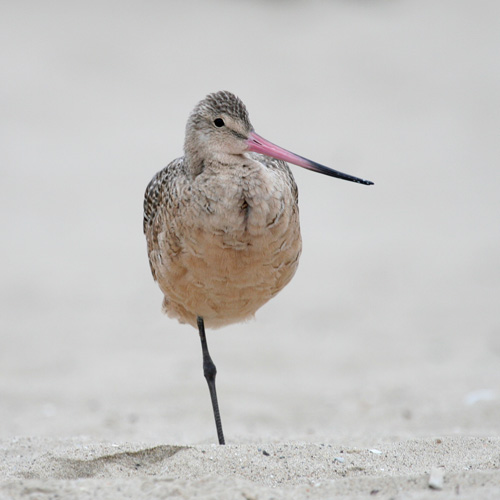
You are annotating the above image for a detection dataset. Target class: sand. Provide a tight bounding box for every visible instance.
[1,437,499,498]
[1,1,499,498]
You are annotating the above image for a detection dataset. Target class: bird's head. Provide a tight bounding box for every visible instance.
[184,91,253,173]
[184,90,373,185]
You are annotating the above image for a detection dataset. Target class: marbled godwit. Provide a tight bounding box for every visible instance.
[143,91,373,444]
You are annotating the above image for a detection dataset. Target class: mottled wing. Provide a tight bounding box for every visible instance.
[143,157,187,281]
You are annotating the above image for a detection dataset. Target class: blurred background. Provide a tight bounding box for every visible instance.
[1,0,499,444]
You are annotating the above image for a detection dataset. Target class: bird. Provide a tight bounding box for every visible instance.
[143,91,373,445]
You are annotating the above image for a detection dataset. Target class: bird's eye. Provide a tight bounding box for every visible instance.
[214,118,225,128]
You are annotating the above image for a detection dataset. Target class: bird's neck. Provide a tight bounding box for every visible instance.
[185,149,249,179]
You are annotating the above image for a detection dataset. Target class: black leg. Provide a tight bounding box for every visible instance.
[197,316,225,445]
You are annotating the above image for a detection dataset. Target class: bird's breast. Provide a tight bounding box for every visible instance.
[152,159,302,328]
[192,161,290,243]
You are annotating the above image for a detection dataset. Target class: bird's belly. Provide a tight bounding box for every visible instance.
[156,201,301,328]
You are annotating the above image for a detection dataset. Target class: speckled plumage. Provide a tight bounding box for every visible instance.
[143,91,373,445]
[144,91,301,328]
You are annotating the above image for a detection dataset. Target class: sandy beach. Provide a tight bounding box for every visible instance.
[1,1,499,498]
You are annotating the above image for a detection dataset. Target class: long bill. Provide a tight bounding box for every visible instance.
[246,131,373,186]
